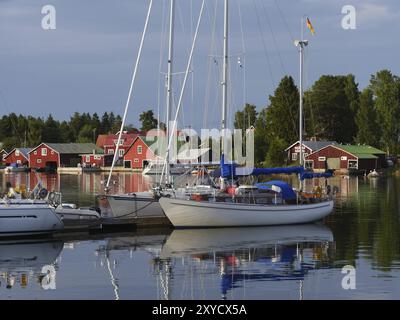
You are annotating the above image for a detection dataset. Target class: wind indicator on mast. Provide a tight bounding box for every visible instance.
[294,16,314,166]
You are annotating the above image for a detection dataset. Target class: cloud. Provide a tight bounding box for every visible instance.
[357,3,400,26]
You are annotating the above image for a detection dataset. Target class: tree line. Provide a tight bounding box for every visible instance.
[0,110,162,151]
[234,69,400,166]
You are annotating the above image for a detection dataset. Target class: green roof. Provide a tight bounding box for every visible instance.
[338,145,384,159]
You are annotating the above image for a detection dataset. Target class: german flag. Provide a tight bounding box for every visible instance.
[306,17,315,35]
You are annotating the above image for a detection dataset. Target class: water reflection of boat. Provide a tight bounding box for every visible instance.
[156,224,333,300]
[94,230,171,300]
[160,224,333,258]
[97,231,171,255]
[0,240,63,290]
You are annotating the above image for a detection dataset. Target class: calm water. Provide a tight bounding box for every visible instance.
[1,172,400,300]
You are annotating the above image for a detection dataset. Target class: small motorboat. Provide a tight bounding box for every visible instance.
[55,203,101,220]
[0,200,64,237]
[367,169,379,178]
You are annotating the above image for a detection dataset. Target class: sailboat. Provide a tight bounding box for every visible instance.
[103,0,207,222]
[159,0,334,228]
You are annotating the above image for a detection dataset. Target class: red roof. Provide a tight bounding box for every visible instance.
[96,133,141,148]
[96,130,185,148]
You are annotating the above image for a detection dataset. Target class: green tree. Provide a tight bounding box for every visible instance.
[42,115,61,143]
[27,117,44,147]
[139,110,158,132]
[254,108,268,164]
[100,112,111,134]
[264,137,286,167]
[265,76,299,146]
[355,88,379,146]
[111,115,123,133]
[77,124,96,143]
[69,112,85,141]
[305,75,357,143]
[369,69,400,154]
[59,121,73,143]
[234,104,258,131]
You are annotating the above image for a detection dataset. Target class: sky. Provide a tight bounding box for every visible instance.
[0,0,399,131]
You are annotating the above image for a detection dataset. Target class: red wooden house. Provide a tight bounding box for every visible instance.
[123,136,160,169]
[80,153,113,168]
[0,149,8,163]
[305,144,386,173]
[4,148,30,166]
[285,140,337,164]
[96,132,140,159]
[29,143,103,170]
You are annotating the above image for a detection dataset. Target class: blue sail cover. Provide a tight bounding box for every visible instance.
[220,154,237,178]
[216,155,332,180]
[300,172,333,180]
[250,167,304,176]
[255,180,297,200]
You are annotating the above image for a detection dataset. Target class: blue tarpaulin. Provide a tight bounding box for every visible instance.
[255,180,297,200]
[217,156,332,180]
[300,172,333,180]
[250,167,304,176]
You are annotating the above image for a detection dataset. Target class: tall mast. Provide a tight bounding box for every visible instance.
[165,0,175,184]
[221,0,228,160]
[295,21,308,167]
[105,0,153,190]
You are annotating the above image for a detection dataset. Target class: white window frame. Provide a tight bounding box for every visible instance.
[291,152,298,161]
[16,160,21,164]
[108,149,114,155]
[318,156,326,162]
[41,148,47,156]
[94,155,101,160]
[34,150,37,155]
[134,158,139,163]
[86,155,90,162]
[15,150,20,156]
[137,146,143,155]
[348,160,358,169]
[305,160,314,169]
[37,159,42,164]
[119,149,124,157]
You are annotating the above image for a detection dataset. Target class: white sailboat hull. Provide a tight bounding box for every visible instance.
[0,204,64,237]
[159,197,334,227]
[106,192,165,219]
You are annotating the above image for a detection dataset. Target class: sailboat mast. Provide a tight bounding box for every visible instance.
[165,0,175,184]
[299,41,304,166]
[295,20,308,167]
[221,0,229,158]
[105,0,153,190]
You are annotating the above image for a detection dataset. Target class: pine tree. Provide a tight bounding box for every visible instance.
[139,110,158,132]
[265,76,299,146]
[234,104,258,131]
[304,75,357,143]
[355,88,379,146]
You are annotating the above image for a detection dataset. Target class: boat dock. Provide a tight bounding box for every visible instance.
[53,216,172,239]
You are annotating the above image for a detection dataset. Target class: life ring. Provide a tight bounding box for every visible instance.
[39,188,48,199]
